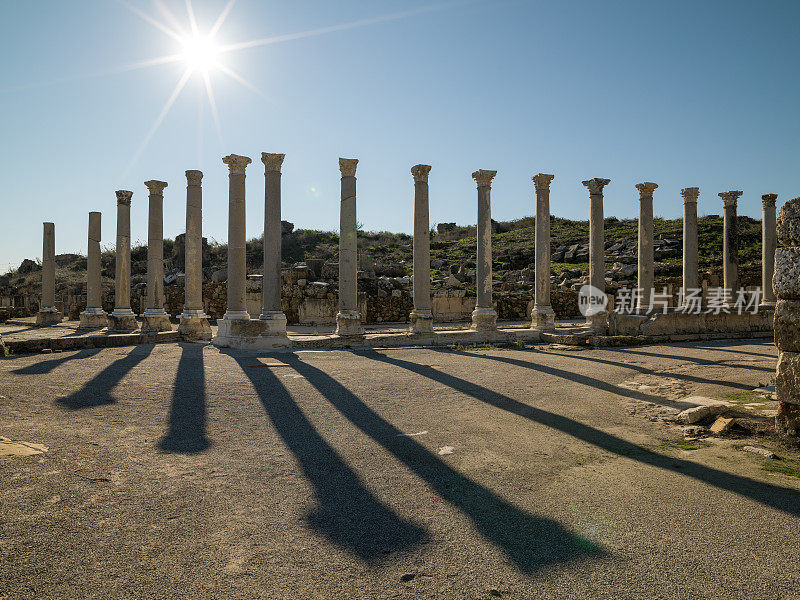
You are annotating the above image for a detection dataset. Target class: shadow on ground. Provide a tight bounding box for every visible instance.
[159,344,210,453]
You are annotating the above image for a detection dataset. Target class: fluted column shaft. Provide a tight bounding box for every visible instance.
[410,164,433,333]
[721,191,742,297]
[471,169,498,331]
[762,194,778,305]
[582,178,610,327]
[113,191,133,314]
[144,181,168,315]
[636,182,658,310]
[222,154,251,320]
[681,188,699,298]
[532,174,555,330]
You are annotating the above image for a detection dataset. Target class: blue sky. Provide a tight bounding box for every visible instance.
[1,0,798,272]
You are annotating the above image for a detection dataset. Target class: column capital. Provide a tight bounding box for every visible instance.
[115,190,133,206]
[582,178,610,195]
[472,169,497,188]
[635,181,658,198]
[411,164,432,183]
[681,187,699,203]
[144,180,168,195]
[186,170,203,185]
[339,158,358,177]
[719,190,743,208]
[261,152,285,173]
[532,173,554,192]
[762,193,778,208]
[222,154,252,175]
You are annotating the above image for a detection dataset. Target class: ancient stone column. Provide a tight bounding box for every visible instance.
[531,173,555,330]
[79,212,107,328]
[222,154,252,322]
[36,222,61,325]
[681,187,700,302]
[108,190,138,332]
[636,182,658,311]
[178,170,212,340]
[772,197,800,434]
[141,180,172,333]
[410,164,433,334]
[762,193,778,307]
[336,158,363,336]
[471,169,498,331]
[720,190,743,299]
[582,178,611,328]
[259,153,288,336]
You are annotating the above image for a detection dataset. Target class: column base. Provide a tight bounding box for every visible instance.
[531,305,555,331]
[258,311,288,336]
[471,306,497,331]
[35,308,62,326]
[108,309,138,332]
[78,309,108,329]
[409,309,434,334]
[141,312,173,333]
[586,311,608,332]
[336,311,364,336]
[212,317,291,349]
[178,310,212,341]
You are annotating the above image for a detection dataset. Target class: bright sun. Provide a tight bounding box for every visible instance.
[181,35,220,73]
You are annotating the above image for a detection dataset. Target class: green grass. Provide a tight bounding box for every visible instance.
[724,391,765,404]
[761,460,800,478]
[661,441,713,451]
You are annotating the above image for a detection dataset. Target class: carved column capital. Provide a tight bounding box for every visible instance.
[261,153,285,173]
[185,170,203,186]
[762,193,778,209]
[472,169,497,188]
[532,173,554,192]
[635,181,658,199]
[144,180,168,195]
[115,190,133,206]
[719,190,743,208]
[681,187,699,203]
[339,158,358,177]
[582,178,611,196]
[411,164,432,183]
[222,154,252,175]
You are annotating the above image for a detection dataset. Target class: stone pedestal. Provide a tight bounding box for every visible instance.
[109,190,138,332]
[410,164,434,334]
[260,153,289,337]
[178,170,212,340]
[681,187,699,303]
[141,180,172,333]
[582,178,611,329]
[471,169,498,331]
[531,173,555,330]
[761,193,778,308]
[636,182,658,311]
[80,212,107,329]
[720,190,742,299]
[36,222,62,325]
[336,158,364,336]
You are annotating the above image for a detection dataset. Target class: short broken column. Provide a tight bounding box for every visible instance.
[336,158,363,336]
[79,211,107,328]
[141,180,172,333]
[681,187,700,302]
[178,170,212,340]
[108,190,138,332]
[772,197,800,434]
[582,178,611,328]
[636,182,658,311]
[410,164,433,334]
[531,173,555,330]
[720,190,742,299]
[259,152,288,336]
[761,193,778,308]
[471,169,498,331]
[36,222,61,325]
[214,154,253,346]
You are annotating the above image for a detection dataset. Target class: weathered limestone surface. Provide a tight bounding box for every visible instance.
[720,190,742,297]
[36,222,61,325]
[681,187,699,300]
[336,158,364,336]
[142,180,172,333]
[260,153,288,337]
[178,170,211,340]
[410,164,433,334]
[108,190,138,332]
[777,198,800,245]
[531,173,555,330]
[608,309,774,338]
[774,299,800,353]
[582,178,611,329]
[762,194,778,306]
[772,247,800,299]
[636,182,658,310]
[79,212,106,329]
[471,169,498,331]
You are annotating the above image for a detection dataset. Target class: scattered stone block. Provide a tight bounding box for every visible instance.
[709,416,736,435]
[742,445,777,459]
[676,403,729,424]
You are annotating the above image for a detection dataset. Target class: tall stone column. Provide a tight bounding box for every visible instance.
[178,170,212,340]
[681,187,699,302]
[720,190,743,298]
[582,178,611,328]
[772,196,800,434]
[36,222,61,325]
[108,190,138,332]
[636,182,658,311]
[471,169,498,331]
[79,212,107,328]
[531,173,555,330]
[410,164,433,334]
[336,158,363,336]
[260,153,288,336]
[762,193,778,307]
[141,180,172,333]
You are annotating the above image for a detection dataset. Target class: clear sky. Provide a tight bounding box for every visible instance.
[1,0,798,273]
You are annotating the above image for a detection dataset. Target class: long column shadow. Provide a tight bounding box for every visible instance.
[12,347,102,375]
[601,346,775,374]
[229,353,427,561]
[159,344,210,453]
[688,343,776,359]
[359,348,800,518]
[57,344,154,409]
[274,353,604,574]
